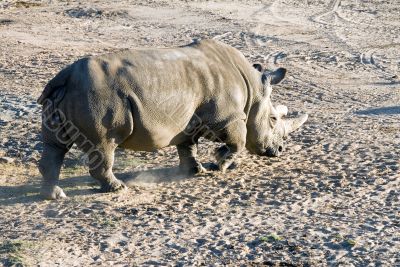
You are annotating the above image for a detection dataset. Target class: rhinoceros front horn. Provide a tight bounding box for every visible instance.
[285,114,308,133]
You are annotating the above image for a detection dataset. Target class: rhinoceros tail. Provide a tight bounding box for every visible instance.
[37,64,72,105]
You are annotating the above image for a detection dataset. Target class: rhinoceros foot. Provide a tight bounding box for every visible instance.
[179,162,207,175]
[200,162,237,172]
[100,179,127,193]
[41,185,67,200]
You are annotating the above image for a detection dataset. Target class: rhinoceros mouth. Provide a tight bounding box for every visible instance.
[247,145,281,157]
[263,146,282,157]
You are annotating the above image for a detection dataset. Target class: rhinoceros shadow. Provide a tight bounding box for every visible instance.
[355,106,400,115]
[118,167,188,186]
[0,181,43,205]
[0,166,208,205]
[0,175,97,206]
[117,165,215,187]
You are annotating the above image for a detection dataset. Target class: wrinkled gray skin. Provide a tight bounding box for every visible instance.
[37,39,307,200]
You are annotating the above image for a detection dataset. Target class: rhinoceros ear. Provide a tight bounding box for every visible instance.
[268,68,287,85]
[253,63,263,72]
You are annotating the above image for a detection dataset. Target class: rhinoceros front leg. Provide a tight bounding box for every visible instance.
[216,120,246,173]
[177,141,206,174]
[87,145,127,193]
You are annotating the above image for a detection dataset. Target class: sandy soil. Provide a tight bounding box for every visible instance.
[0,0,399,266]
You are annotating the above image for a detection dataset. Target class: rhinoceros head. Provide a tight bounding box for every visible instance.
[246,65,308,157]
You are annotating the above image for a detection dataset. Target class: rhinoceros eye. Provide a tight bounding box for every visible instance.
[270,116,277,123]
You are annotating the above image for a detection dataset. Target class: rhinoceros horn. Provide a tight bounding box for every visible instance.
[285,114,308,133]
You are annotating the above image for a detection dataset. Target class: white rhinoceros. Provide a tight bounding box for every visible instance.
[37,39,307,199]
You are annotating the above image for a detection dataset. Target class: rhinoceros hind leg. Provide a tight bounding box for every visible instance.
[41,185,67,200]
[88,145,127,193]
[39,143,69,200]
[177,142,206,174]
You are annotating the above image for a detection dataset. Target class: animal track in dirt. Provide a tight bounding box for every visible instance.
[0,18,14,25]
[310,0,342,26]
[64,7,130,19]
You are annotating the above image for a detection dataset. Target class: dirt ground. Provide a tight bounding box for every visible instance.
[0,0,399,266]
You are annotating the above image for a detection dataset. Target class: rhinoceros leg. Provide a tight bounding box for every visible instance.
[216,120,246,173]
[39,143,69,200]
[87,144,127,193]
[177,141,206,174]
[215,145,236,170]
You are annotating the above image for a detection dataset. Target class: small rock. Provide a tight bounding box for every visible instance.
[92,255,104,261]
[81,208,93,214]
[0,157,14,164]
[112,248,122,254]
